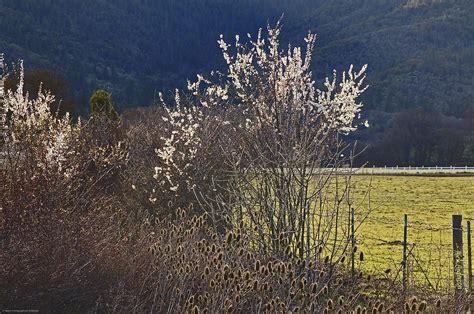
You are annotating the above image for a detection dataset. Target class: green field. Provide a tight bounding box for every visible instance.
[350,175,474,291]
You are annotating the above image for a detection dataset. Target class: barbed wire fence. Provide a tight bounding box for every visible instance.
[349,209,474,300]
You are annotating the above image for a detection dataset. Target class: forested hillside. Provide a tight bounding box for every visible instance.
[1,0,473,165]
[1,0,473,116]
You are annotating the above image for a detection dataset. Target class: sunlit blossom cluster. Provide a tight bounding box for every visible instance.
[192,23,368,134]
[1,58,128,181]
[152,90,203,196]
[152,24,368,197]
[1,61,79,175]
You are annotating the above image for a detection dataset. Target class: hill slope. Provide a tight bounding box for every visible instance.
[0,0,473,116]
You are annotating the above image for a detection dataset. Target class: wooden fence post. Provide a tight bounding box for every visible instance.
[453,215,464,294]
[403,214,408,295]
[468,221,472,293]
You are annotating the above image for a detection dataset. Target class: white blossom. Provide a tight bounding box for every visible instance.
[149,24,368,197]
[1,59,79,176]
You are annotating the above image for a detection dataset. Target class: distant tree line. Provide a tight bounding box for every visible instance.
[354,107,474,166]
[5,68,472,166]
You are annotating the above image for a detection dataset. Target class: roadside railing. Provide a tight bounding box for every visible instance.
[352,166,474,175]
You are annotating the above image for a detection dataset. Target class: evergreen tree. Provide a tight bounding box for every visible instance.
[89,89,119,121]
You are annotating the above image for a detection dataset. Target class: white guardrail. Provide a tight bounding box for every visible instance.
[353,166,474,175]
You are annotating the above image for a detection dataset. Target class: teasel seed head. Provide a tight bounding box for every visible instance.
[288,270,294,279]
[298,279,304,290]
[253,280,259,291]
[267,261,273,272]
[291,279,297,289]
[255,260,260,272]
[263,267,269,276]
[323,285,328,295]
[327,299,333,309]
[404,302,410,312]
[338,296,344,306]
[377,302,384,312]
[419,301,427,311]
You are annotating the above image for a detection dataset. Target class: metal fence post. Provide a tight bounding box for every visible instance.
[453,215,464,294]
[351,208,355,281]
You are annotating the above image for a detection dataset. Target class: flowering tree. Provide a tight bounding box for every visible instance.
[153,91,203,194]
[172,23,369,261]
[126,88,230,223]
[0,57,127,238]
[0,61,79,176]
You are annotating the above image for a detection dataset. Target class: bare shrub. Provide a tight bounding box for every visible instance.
[0,59,128,311]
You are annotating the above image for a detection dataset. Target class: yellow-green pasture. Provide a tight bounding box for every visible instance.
[350,175,474,290]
